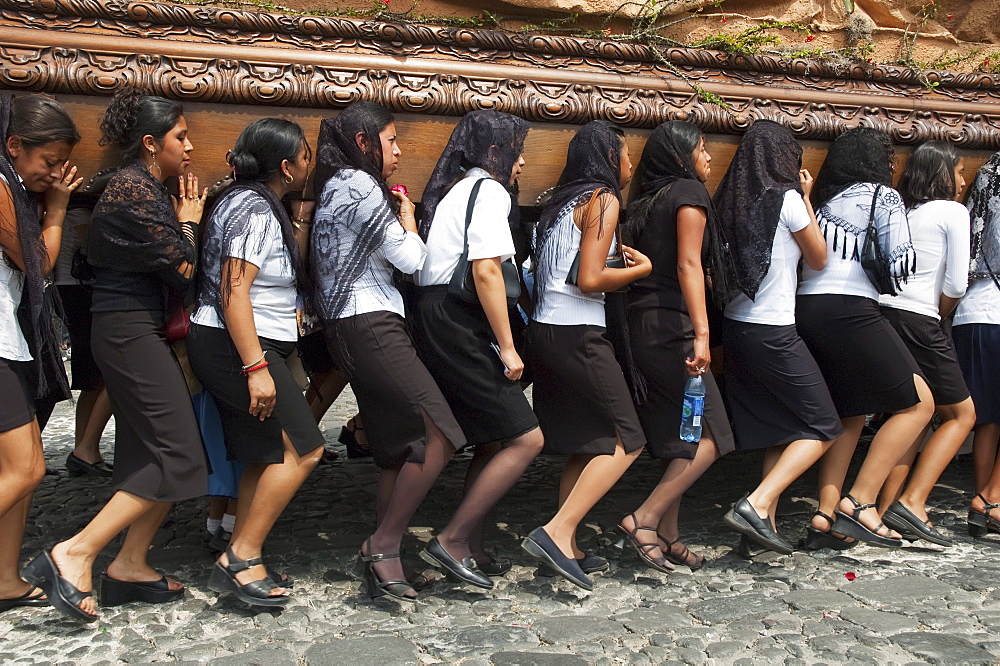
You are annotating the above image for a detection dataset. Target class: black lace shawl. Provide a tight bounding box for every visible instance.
[419,110,529,239]
[712,120,803,301]
[196,180,305,322]
[314,108,388,202]
[0,94,69,401]
[967,151,1000,282]
[87,161,195,273]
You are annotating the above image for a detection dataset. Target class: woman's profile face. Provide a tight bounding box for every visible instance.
[6,138,74,193]
[509,153,525,185]
[149,116,192,181]
[286,141,311,191]
[379,123,401,179]
[954,157,967,201]
[692,137,711,182]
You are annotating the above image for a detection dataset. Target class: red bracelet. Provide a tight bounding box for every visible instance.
[243,361,270,375]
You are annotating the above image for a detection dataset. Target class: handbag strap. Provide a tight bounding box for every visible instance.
[576,187,624,259]
[458,178,488,264]
[864,184,882,248]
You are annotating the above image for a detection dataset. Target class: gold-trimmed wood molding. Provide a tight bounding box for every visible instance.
[0,0,998,149]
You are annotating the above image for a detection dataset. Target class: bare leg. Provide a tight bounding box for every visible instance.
[972,423,1000,492]
[437,428,543,561]
[556,455,592,558]
[878,429,924,515]
[208,497,228,521]
[840,374,934,536]
[105,503,181,588]
[0,495,38,600]
[542,441,642,558]
[222,434,321,594]
[972,446,1000,512]
[813,415,865,532]
[72,385,112,464]
[747,439,833,529]
[897,398,976,521]
[0,420,45,599]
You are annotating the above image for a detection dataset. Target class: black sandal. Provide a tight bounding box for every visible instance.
[802,511,857,551]
[658,534,706,571]
[207,547,289,607]
[968,493,1000,537]
[617,514,674,574]
[100,573,185,607]
[361,539,416,602]
[833,495,902,548]
[339,418,372,459]
[22,551,97,622]
[0,585,49,612]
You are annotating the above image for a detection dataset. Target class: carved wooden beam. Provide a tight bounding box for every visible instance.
[0,0,998,149]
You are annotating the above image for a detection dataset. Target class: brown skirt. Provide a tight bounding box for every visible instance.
[92,310,208,502]
[325,311,467,469]
[527,322,646,455]
[627,304,735,460]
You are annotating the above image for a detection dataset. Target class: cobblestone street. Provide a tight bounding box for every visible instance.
[3,389,1000,665]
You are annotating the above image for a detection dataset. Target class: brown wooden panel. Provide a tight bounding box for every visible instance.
[57,95,994,203]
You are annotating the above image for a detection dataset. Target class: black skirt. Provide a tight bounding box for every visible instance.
[297,328,337,375]
[795,294,921,418]
[723,320,844,451]
[881,307,970,406]
[410,286,538,446]
[0,356,34,433]
[325,311,466,469]
[953,323,1000,425]
[526,322,646,456]
[91,310,208,502]
[57,284,102,391]
[187,323,324,465]
[627,304,735,460]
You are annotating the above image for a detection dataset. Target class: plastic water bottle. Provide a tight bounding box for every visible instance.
[679,374,706,442]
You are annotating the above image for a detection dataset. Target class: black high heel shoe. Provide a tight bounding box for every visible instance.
[362,539,417,602]
[339,418,372,459]
[833,494,902,548]
[968,493,1000,537]
[723,495,794,555]
[207,547,289,607]
[100,573,184,607]
[22,551,97,622]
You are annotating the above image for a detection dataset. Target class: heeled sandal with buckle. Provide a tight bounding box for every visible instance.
[968,493,1000,538]
[339,417,372,459]
[207,547,289,607]
[361,539,416,602]
[657,534,706,571]
[802,511,857,551]
[617,514,674,574]
[833,495,902,548]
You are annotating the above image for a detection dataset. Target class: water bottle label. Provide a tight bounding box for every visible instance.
[681,395,704,420]
[692,415,701,427]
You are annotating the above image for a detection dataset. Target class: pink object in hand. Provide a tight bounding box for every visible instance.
[390,184,409,197]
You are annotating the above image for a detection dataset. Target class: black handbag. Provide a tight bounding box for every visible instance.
[70,246,95,283]
[448,178,521,308]
[565,226,627,286]
[860,185,898,297]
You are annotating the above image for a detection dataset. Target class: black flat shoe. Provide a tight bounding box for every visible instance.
[65,453,113,478]
[419,538,493,589]
[474,556,512,577]
[968,494,1000,538]
[833,494,902,548]
[207,547,289,608]
[22,551,97,622]
[521,527,592,591]
[801,510,857,551]
[207,527,232,555]
[99,573,184,607]
[723,495,794,555]
[0,586,49,612]
[538,553,609,577]
[882,501,953,547]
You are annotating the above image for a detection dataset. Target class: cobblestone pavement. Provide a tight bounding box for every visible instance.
[4,388,1000,665]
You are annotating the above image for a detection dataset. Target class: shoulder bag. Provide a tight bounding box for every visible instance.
[861,185,898,297]
[565,188,627,287]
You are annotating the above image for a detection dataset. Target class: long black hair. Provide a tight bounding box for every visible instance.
[314,101,393,198]
[625,120,703,238]
[99,88,183,161]
[812,126,894,208]
[896,141,961,209]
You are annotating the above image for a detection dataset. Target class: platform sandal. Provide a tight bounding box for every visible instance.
[968,493,1000,538]
[832,495,902,548]
[207,547,289,607]
[362,539,416,602]
[801,511,857,551]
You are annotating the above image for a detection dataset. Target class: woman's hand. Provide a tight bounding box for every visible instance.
[173,172,208,224]
[622,245,652,278]
[799,169,814,198]
[247,367,277,421]
[498,344,524,382]
[391,189,417,233]
[43,162,83,217]
[686,334,711,376]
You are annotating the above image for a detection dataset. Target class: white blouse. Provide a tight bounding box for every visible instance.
[0,171,31,362]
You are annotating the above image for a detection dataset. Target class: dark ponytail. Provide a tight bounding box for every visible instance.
[99,88,182,159]
[7,94,80,148]
[228,118,308,183]
[896,141,961,209]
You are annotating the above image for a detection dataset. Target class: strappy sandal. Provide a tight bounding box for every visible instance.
[658,534,706,571]
[361,539,416,602]
[833,495,902,548]
[968,493,1000,538]
[616,514,674,574]
[207,547,289,607]
[339,417,372,459]
[802,511,857,551]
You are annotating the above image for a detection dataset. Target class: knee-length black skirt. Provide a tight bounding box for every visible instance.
[91,310,208,502]
[881,306,970,406]
[954,323,1000,425]
[325,311,466,469]
[795,294,921,418]
[723,319,844,451]
[410,286,538,446]
[527,322,646,456]
[627,304,735,460]
[187,323,324,465]
[0,356,34,433]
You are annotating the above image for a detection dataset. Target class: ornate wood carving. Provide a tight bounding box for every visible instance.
[0,0,998,149]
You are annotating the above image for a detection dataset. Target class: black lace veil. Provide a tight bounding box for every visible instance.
[0,94,70,402]
[419,110,529,239]
[811,127,893,208]
[967,151,1000,281]
[712,120,803,301]
[314,101,389,199]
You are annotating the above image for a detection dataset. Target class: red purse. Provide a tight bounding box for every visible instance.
[164,295,190,344]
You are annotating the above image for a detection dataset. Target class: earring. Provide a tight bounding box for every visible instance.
[147,148,162,179]
[284,173,294,185]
